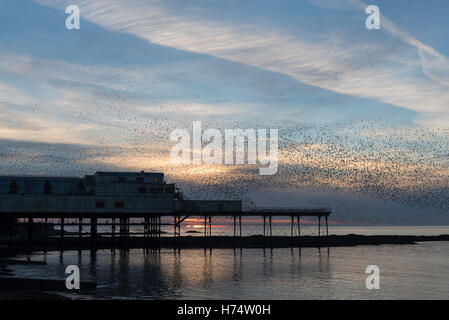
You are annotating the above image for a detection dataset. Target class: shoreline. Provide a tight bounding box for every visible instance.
[2,234,449,251]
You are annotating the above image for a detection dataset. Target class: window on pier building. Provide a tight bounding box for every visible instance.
[156,187,163,193]
[96,201,105,208]
[138,187,146,193]
[43,181,52,194]
[136,177,144,183]
[149,188,155,193]
[118,177,126,183]
[165,187,173,193]
[9,180,17,194]
[115,202,124,209]
[154,177,161,183]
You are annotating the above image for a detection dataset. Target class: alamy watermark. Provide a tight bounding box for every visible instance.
[65,5,80,30]
[170,121,278,175]
[63,4,379,31]
[365,5,380,30]
[65,265,80,290]
[365,265,380,289]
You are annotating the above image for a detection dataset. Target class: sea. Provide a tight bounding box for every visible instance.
[9,226,449,300]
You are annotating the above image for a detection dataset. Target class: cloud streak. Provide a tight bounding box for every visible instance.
[33,0,449,124]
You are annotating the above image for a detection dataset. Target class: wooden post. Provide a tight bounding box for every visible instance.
[111,218,115,241]
[145,217,148,238]
[290,216,294,237]
[297,217,300,237]
[79,218,82,238]
[125,218,129,240]
[325,216,329,236]
[174,216,177,237]
[60,218,64,240]
[269,216,272,237]
[263,216,266,237]
[318,216,321,236]
[239,216,242,237]
[208,216,212,237]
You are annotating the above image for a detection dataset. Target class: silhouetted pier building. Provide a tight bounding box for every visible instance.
[0,172,330,248]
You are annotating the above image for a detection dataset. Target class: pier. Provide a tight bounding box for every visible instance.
[0,208,331,249]
[0,171,331,250]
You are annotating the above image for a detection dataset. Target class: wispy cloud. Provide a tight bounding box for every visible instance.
[33,0,449,124]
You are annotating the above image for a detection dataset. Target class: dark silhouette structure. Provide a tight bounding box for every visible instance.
[0,171,331,248]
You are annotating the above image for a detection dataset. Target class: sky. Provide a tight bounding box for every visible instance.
[1,0,449,224]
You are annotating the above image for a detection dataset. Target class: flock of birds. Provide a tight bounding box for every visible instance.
[1,59,449,223]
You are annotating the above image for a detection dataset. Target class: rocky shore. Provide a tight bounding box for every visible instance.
[2,234,449,251]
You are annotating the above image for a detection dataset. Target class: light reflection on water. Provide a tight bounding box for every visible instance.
[11,241,449,300]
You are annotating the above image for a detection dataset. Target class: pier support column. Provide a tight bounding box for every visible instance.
[79,218,83,238]
[239,216,242,237]
[126,218,130,237]
[152,217,154,238]
[318,216,321,236]
[144,217,152,252]
[119,218,129,238]
[145,217,150,238]
[269,216,272,237]
[290,216,294,237]
[111,218,115,240]
[173,216,181,250]
[147,217,159,244]
[154,217,157,238]
[269,216,273,247]
[173,216,181,238]
[91,217,97,242]
[262,215,267,248]
[208,216,212,237]
[325,216,329,236]
[60,218,64,241]
[156,216,161,249]
[263,216,266,237]
[119,217,127,247]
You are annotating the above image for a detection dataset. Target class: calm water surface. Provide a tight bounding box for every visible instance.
[11,226,449,300]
